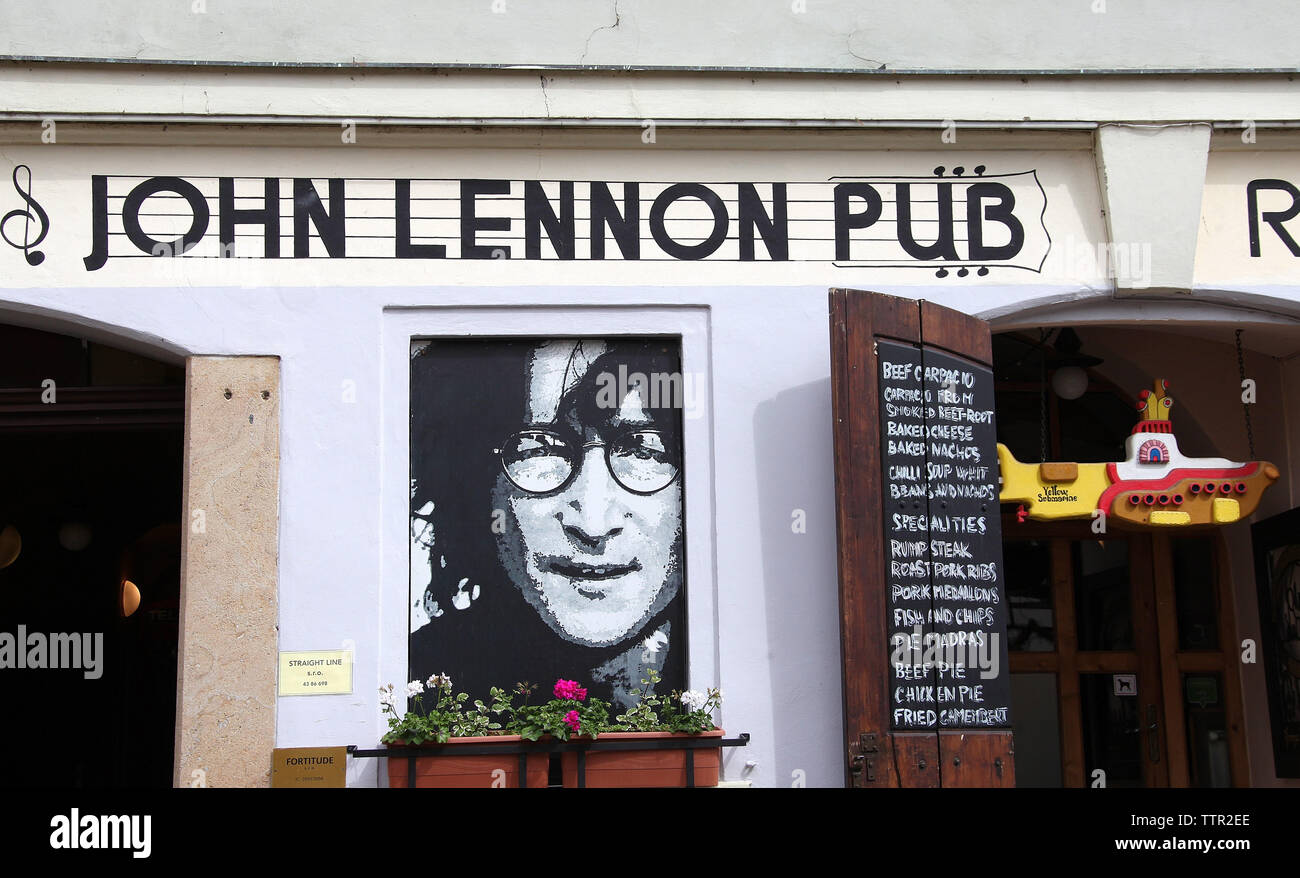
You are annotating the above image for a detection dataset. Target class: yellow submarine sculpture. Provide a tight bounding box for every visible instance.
[998,379,1279,528]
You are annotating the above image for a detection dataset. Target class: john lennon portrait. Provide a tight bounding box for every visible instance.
[408,337,688,709]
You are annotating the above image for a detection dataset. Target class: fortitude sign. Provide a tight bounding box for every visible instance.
[877,339,1011,731]
[271,746,347,788]
[4,165,1052,273]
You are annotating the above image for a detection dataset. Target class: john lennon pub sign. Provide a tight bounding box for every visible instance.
[1,163,1053,274]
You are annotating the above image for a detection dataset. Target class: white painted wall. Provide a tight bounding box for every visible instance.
[1198,150,1300,290]
[1096,123,1211,294]
[2,0,1298,71]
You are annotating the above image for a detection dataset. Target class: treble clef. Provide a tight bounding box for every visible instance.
[1,164,49,266]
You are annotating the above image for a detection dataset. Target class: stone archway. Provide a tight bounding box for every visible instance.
[174,355,280,789]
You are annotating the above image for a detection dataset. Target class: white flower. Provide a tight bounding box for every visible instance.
[378,686,397,710]
[680,689,708,712]
[406,680,425,698]
[641,629,669,663]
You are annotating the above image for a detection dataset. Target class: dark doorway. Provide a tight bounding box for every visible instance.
[993,329,1248,787]
[0,324,184,787]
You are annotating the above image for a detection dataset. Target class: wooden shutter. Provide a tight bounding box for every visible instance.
[830,288,1015,788]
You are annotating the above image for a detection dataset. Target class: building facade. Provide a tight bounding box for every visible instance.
[1,0,1299,787]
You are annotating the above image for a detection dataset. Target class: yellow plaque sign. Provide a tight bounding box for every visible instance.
[278,650,353,696]
[271,747,347,788]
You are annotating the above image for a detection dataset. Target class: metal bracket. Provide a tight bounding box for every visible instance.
[350,733,751,788]
[848,731,880,787]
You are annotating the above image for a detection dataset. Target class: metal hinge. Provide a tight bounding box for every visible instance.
[848,732,880,787]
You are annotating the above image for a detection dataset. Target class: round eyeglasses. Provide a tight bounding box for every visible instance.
[497,428,680,495]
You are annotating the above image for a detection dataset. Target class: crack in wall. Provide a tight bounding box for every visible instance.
[846,28,887,69]
[579,0,622,65]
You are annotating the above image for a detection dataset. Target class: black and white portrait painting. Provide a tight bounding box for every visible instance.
[408,337,688,709]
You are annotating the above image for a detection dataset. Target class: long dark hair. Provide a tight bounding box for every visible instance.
[410,337,530,621]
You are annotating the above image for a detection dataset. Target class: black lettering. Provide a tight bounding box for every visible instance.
[965,182,1024,261]
[1247,178,1300,257]
[649,183,728,260]
[395,179,447,259]
[122,176,210,259]
[589,182,639,260]
[738,183,788,261]
[83,175,109,271]
[833,183,882,260]
[217,178,278,257]
[293,179,346,258]
[461,179,512,259]
[524,180,575,260]
[895,181,958,261]
[219,177,279,258]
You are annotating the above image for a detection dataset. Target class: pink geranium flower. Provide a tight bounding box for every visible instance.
[553,679,588,702]
[564,710,581,735]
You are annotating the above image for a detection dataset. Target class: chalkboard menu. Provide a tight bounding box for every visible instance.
[877,339,1011,731]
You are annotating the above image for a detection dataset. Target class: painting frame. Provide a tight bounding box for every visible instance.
[406,334,692,712]
[1251,505,1300,778]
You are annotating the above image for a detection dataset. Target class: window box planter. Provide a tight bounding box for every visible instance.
[385,735,549,788]
[560,729,726,788]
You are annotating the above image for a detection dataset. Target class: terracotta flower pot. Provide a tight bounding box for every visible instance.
[560,729,725,788]
[386,735,549,788]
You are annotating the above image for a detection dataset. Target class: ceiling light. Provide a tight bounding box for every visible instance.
[58,522,92,552]
[0,525,20,570]
[1052,366,1090,400]
[121,580,141,618]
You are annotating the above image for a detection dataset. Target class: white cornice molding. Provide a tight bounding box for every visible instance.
[0,66,1297,126]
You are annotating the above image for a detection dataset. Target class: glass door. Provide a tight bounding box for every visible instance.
[1004,521,1247,787]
